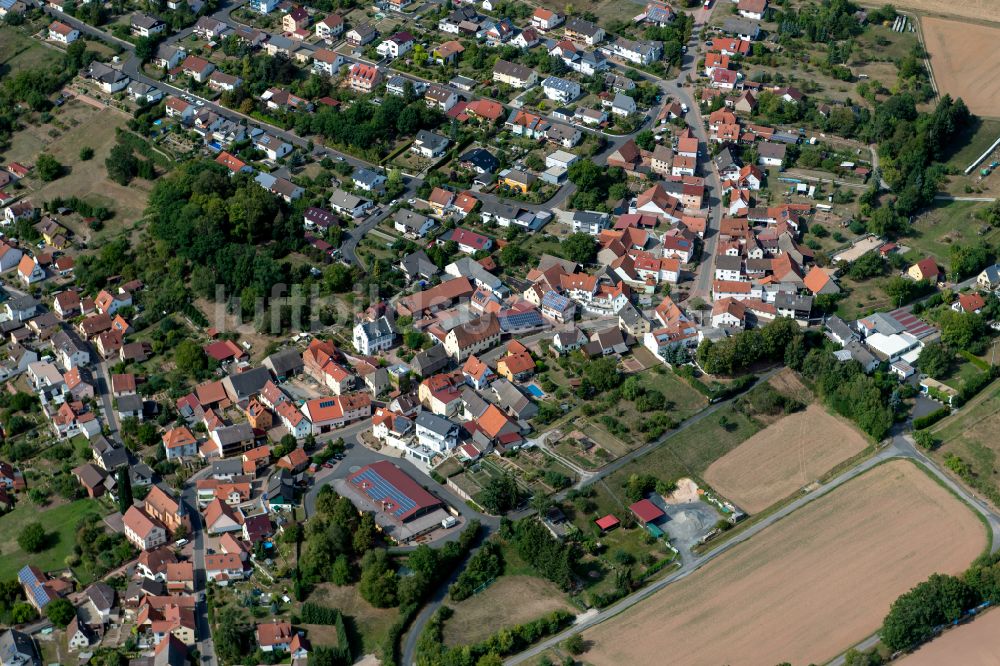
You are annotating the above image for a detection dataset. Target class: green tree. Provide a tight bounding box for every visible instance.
[352,512,377,553]
[117,467,133,514]
[358,549,398,608]
[881,573,979,651]
[35,154,64,181]
[17,523,48,553]
[917,342,952,378]
[480,473,522,515]
[79,146,95,161]
[561,232,598,264]
[174,339,209,376]
[45,598,76,627]
[563,634,585,656]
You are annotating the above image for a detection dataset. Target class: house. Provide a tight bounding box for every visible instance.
[449,228,492,254]
[180,55,214,83]
[564,17,604,45]
[722,17,761,41]
[376,31,414,59]
[757,142,787,167]
[210,423,256,457]
[124,506,167,550]
[353,167,387,192]
[86,62,129,93]
[47,20,79,43]
[51,330,89,370]
[282,7,310,33]
[131,14,165,37]
[411,129,450,157]
[163,426,198,460]
[353,316,395,355]
[415,411,459,455]
[154,44,186,70]
[329,189,372,218]
[204,552,246,584]
[256,621,297,653]
[315,14,344,40]
[433,39,465,64]
[66,616,92,649]
[909,257,940,283]
[502,169,536,193]
[605,37,662,65]
[348,62,382,93]
[953,292,986,314]
[346,23,377,46]
[193,16,229,39]
[253,134,292,160]
[639,0,674,26]
[497,348,535,382]
[493,60,536,89]
[128,81,163,103]
[738,0,768,20]
[531,7,563,30]
[249,0,279,12]
[541,76,580,103]
[312,48,345,77]
[572,211,610,235]
[483,18,516,45]
[203,498,243,534]
[394,209,436,237]
[611,93,637,117]
[17,255,44,285]
[546,124,582,149]
[444,314,502,361]
[0,630,40,666]
[0,242,22,273]
[978,264,1000,290]
[302,393,371,434]
[460,148,500,174]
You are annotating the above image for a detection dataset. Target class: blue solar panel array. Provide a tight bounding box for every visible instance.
[499,309,543,332]
[352,468,416,518]
[18,565,50,608]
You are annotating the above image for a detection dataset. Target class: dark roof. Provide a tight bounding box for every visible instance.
[263,349,304,377]
[410,343,450,376]
[347,461,443,522]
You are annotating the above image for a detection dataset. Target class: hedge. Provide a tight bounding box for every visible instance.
[913,407,950,431]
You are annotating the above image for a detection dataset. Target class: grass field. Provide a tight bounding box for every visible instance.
[703,404,871,513]
[931,379,1000,504]
[902,199,997,269]
[442,576,573,647]
[583,460,986,666]
[922,18,1000,119]
[0,26,63,73]
[311,583,399,658]
[945,118,1000,170]
[899,605,1000,665]
[607,404,761,492]
[0,499,103,580]
[3,100,152,233]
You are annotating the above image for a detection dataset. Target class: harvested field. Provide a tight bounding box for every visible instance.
[922,17,1000,118]
[703,405,869,513]
[880,0,1000,24]
[584,461,985,666]
[899,607,1000,665]
[442,576,573,647]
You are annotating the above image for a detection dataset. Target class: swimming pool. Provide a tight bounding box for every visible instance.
[525,384,545,398]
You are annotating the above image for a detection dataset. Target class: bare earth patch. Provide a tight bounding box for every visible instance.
[442,575,573,647]
[584,461,985,666]
[703,405,869,513]
[922,17,1000,118]
[900,608,1000,665]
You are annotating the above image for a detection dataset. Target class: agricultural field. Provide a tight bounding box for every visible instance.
[441,576,573,647]
[2,99,153,235]
[582,461,986,666]
[310,583,400,657]
[898,606,1000,665]
[921,18,1000,118]
[0,26,63,72]
[703,404,871,513]
[0,499,103,581]
[930,379,1000,505]
[877,0,1000,24]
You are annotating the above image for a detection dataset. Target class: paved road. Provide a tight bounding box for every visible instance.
[506,430,1000,665]
[94,360,122,442]
[181,470,217,665]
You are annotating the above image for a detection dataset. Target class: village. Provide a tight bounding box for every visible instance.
[2,0,1000,663]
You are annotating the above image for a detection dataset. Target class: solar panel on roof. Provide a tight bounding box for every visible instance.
[18,565,50,608]
[352,468,417,518]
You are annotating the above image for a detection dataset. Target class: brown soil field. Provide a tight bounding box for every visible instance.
[878,0,1000,24]
[899,608,1000,665]
[921,17,1000,118]
[766,368,810,400]
[442,576,573,647]
[584,461,986,666]
[703,404,869,513]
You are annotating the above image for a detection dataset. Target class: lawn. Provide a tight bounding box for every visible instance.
[835,275,895,320]
[636,367,709,420]
[930,378,1000,506]
[0,498,104,581]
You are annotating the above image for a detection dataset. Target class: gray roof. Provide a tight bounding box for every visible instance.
[266,34,294,50]
[493,59,535,81]
[263,348,304,377]
[6,294,39,312]
[223,366,271,401]
[618,303,645,327]
[117,393,143,412]
[415,410,457,436]
[460,386,489,419]
[330,188,368,210]
[447,256,504,293]
[393,209,433,232]
[358,315,396,341]
[824,315,856,344]
[98,443,129,470]
[722,17,760,36]
[715,254,743,272]
[85,581,116,613]
[491,378,536,419]
[714,146,740,171]
[565,16,601,37]
[353,167,385,188]
[613,93,637,111]
[542,76,578,94]
[131,13,163,29]
[210,458,244,477]
[125,578,164,600]
[215,422,254,445]
[758,142,787,159]
[399,250,438,280]
[415,129,450,152]
[410,343,450,376]
[0,629,40,666]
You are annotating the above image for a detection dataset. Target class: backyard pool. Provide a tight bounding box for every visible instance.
[525,384,545,398]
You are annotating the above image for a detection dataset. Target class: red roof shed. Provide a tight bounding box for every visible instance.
[595,514,620,531]
[629,499,665,525]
